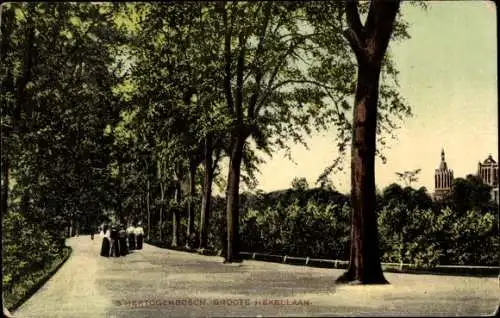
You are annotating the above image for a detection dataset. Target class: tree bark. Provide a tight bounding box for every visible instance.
[146,178,150,240]
[199,135,214,250]
[224,133,246,263]
[186,160,197,248]
[1,156,9,220]
[172,180,181,247]
[159,181,164,243]
[336,55,387,285]
[336,0,400,285]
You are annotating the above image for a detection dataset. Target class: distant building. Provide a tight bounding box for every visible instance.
[477,154,499,203]
[434,148,454,201]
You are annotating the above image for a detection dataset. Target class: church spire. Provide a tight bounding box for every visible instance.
[439,148,448,171]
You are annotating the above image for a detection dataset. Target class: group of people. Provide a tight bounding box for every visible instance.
[99,222,144,257]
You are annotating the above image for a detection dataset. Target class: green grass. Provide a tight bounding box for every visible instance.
[3,246,73,312]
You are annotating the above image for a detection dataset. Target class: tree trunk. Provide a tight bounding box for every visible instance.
[159,181,164,243]
[186,161,197,248]
[146,178,151,240]
[199,135,214,250]
[336,0,400,285]
[336,60,387,285]
[172,181,181,247]
[224,134,246,263]
[1,156,9,221]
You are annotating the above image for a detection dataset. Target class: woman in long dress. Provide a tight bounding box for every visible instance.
[119,225,128,256]
[127,224,136,251]
[135,223,144,250]
[110,226,120,257]
[100,225,110,257]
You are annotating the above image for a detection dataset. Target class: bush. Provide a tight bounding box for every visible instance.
[236,187,497,268]
[378,205,498,268]
[148,186,497,269]
[239,197,351,260]
[2,211,65,293]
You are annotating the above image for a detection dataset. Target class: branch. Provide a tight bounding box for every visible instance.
[343,28,366,62]
[211,147,222,174]
[247,2,273,119]
[221,1,235,116]
[257,79,336,112]
[254,38,307,115]
[345,0,364,37]
[343,0,367,62]
[234,31,247,123]
[369,0,401,63]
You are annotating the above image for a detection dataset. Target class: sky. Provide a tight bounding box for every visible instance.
[246,1,498,195]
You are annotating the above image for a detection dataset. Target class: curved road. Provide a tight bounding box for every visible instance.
[13,236,499,317]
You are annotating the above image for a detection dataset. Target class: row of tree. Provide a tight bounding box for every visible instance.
[3,1,418,285]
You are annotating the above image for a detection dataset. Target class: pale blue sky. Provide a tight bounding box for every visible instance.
[254,1,497,195]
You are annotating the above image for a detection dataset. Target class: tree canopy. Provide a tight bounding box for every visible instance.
[2,1,436,293]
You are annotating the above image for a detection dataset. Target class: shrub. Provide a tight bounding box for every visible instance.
[2,211,64,295]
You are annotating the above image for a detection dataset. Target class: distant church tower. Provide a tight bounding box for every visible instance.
[434,148,454,201]
[477,154,499,203]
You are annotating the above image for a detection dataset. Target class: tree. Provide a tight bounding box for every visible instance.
[2,3,128,310]
[218,2,343,263]
[443,174,494,215]
[1,2,125,232]
[291,177,309,191]
[335,0,402,284]
[395,168,421,187]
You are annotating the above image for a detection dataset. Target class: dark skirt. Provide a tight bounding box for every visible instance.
[100,238,110,257]
[136,234,143,250]
[128,234,136,250]
[110,239,120,257]
[119,237,128,256]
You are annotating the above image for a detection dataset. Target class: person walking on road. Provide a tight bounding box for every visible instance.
[100,225,110,257]
[126,223,136,250]
[109,225,120,257]
[135,222,144,250]
[119,224,128,256]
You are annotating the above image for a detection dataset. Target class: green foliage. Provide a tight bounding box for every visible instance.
[290,177,309,191]
[395,168,421,187]
[196,185,498,268]
[378,205,498,268]
[2,211,63,294]
[440,174,495,215]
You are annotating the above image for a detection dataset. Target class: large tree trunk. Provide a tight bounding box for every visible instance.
[186,161,197,248]
[224,134,246,263]
[337,62,387,284]
[199,135,214,250]
[336,0,400,284]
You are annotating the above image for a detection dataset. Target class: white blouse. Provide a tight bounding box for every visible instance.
[134,227,144,235]
[126,226,135,234]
